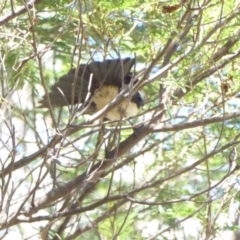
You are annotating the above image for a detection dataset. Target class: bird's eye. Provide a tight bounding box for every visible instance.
[124,73,132,84]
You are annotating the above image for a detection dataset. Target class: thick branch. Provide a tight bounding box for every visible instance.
[0,0,43,26]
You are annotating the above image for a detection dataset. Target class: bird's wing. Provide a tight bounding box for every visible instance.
[38,69,89,107]
[38,58,135,108]
[83,58,136,87]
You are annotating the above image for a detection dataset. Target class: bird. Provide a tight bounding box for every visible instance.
[38,58,144,121]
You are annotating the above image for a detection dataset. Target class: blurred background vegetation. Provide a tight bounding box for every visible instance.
[1,0,240,239]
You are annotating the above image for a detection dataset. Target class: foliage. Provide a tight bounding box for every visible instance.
[1,0,240,239]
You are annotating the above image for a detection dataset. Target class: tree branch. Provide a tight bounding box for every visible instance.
[0,0,43,26]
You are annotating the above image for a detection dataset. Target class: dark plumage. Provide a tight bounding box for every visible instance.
[38,58,144,120]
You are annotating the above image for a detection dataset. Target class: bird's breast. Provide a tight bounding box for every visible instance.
[93,86,139,121]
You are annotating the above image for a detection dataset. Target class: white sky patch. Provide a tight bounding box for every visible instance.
[112,152,156,183]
